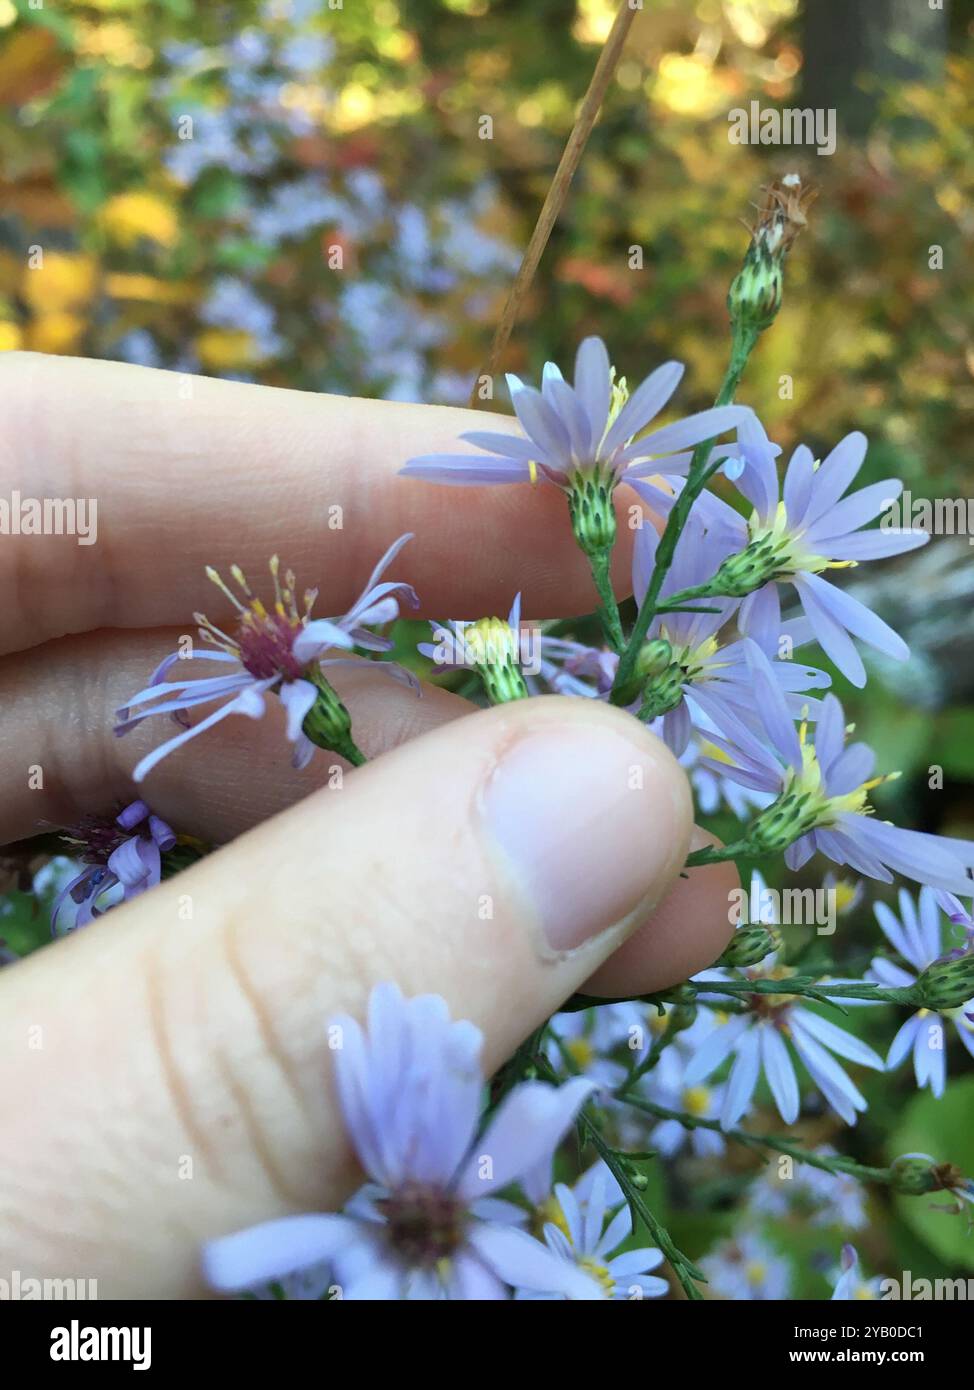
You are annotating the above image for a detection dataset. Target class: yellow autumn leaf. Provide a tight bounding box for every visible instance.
[104,272,195,304]
[98,192,180,248]
[26,312,86,355]
[21,254,98,313]
[195,329,256,371]
[0,321,23,352]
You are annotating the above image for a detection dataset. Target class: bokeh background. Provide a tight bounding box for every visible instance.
[1,0,973,1298]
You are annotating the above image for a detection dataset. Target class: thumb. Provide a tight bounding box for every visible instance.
[0,696,692,1297]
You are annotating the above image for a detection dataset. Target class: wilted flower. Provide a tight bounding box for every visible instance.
[51,800,176,935]
[727,173,815,333]
[115,536,417,779]
[203,983,602,1300]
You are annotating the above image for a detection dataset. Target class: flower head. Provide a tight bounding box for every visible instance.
[700,1231,791,1300]
[115,536,418,779]
[401,338,747,555]
[706,650,974,896]
[868,887,974,1097]
[203,983,602,1300]
[694,420,927,687]
[421,594,530,704]
[627,514,829,755]
[521,1164,667,1301]
[51,800,176,934]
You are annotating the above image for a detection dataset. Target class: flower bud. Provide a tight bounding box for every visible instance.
[718,925,779,969]
[916,950,974,1011]
[461,616,530,705]
[302,669,364,765]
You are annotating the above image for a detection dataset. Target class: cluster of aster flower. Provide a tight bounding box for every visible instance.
[11,175,974,1300]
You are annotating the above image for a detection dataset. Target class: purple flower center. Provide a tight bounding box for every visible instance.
[235,611,305,682]
[379,1182,466,1266]
[62,813,138,867]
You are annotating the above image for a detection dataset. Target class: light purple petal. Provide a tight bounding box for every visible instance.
[203,1214,354,1292]
[458,1078,596,1200]
[760,1026,800,1124]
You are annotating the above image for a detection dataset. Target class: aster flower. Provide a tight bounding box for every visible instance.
[115,536,418,779]
[50,800,176,935]
[685,946,884,1127]
[867,887,974,1097]
[203,983,603,1300]
[699,1231,791,1300]
[519,1165,668,1301]
[706,650,974,896]
[747,1147,868,1231]
[420,594,532,704]
[831,1244,884,1300]
[676,417,928,688]
[401,337,747,556]
[644,1045,727,1159]
[625,513,829,756]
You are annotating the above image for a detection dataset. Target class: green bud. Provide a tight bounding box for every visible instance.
[706,533,787,599]
[746,788,824,856]
[461,617,530,705]
[889,1156,939,1197]
[567,466,617,558]
[637,661,685,721]
[728,250,782,333]
[916,951,974,1011]
[718,925,779,969]
[668,1002,698,1034]
[302,668,365,765]
[635,638,673,681]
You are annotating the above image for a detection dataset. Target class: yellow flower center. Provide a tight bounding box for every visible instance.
[579,1257,616,1297]
[461,616,519,668]
[682,1085,712,1116]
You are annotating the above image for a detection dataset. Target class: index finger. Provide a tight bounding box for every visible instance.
[0,353,636,657]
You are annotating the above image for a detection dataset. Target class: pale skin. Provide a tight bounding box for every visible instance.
[0,353,737,1297]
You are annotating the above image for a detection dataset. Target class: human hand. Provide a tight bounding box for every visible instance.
[0,353,735,1297]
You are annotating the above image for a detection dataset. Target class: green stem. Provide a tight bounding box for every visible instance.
[619,1096,893,1185]
[684,841,749,868]
[589,548,625,653]
[610,324,759,707]
[533,1048,704,1299]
